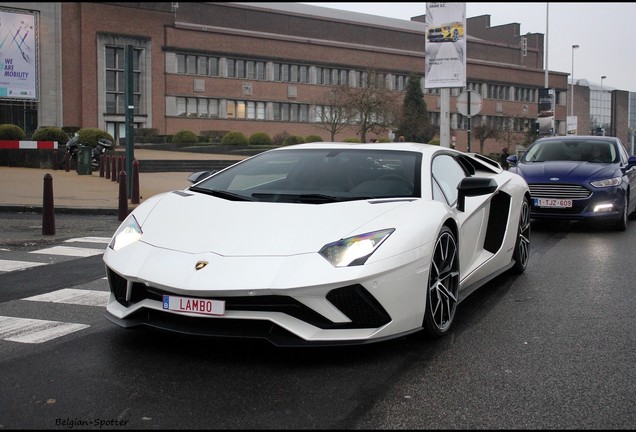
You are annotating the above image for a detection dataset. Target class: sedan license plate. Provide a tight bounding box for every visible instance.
[163,295,225,316]
[534,198,573,208]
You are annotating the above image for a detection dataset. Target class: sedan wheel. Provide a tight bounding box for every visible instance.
[511,196,531,274]
[615,197,628,231]
[423,226,460,338]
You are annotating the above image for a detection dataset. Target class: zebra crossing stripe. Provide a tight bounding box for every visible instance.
[0,259,47,272]
[30,245,104,257]
[0,316,89,344]
[64,237,111,244]
[23,288,109,307]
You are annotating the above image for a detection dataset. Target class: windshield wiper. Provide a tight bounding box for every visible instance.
[251,193,343,203]
[189,187,252,201]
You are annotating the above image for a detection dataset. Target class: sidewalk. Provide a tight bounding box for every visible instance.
[0,148,246,214]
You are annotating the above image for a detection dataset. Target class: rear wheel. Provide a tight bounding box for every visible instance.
[423,226,460,338]
[511,196,531,274]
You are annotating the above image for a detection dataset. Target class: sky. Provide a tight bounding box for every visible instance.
[301,3,636,92]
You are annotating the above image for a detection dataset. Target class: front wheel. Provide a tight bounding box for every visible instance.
[614,197,628,231]
[422,226,460,338]
[511,196,531,274]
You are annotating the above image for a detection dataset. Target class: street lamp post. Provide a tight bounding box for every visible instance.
[600,75,607,136]
[570,44,579,117]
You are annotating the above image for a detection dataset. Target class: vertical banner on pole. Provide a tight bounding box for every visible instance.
[538,88,555,136]
[424,2,467,90]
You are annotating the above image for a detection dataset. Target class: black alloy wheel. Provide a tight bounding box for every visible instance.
[511,196,531,274]
[423,225,460,338]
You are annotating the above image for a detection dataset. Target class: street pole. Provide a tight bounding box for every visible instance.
[570,44,579,117]
[125,45,135,197]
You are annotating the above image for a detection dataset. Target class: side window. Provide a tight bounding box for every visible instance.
[432,154,468,205]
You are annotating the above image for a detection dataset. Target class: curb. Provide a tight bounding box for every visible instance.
[0,204,120,216]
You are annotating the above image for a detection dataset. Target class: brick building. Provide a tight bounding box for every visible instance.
[0,2,630,155]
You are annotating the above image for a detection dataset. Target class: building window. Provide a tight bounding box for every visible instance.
[105,46,141,115]
[210,57,219,76]
[256,62,265,80]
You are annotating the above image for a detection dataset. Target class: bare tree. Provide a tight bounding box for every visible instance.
[339,70,400,142]
[499,114,525,152]
[313,87,354,141]
[471,117,500,155]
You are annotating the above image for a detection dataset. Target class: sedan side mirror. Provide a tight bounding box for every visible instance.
[506,155,518,167]
[456,177,498,212]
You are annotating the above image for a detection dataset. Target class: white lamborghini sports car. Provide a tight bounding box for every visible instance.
[103,142,531,347]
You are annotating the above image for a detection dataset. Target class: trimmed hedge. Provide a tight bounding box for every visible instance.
[221,131,248,146]
[172,129,198,144]
[32,127,70,145]
[0,124,26,140]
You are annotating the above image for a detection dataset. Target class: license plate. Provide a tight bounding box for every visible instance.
[162,295,225,316]
[534,198,573,208]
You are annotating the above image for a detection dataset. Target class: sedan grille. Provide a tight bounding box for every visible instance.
[528,184,591,199]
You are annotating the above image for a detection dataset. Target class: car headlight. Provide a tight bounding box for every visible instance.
[319,229,394,267]
[109,215,143,251]
[590,177,622,188]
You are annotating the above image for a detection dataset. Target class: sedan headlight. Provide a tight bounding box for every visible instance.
[109,215,143,251]
[591,177,622,188]
[319,229,394,267]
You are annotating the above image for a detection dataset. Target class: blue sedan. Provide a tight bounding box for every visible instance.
[507,135,636,230]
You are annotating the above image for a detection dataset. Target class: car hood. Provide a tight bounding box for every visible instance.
[511,161,619,184]
[136,190,410,256]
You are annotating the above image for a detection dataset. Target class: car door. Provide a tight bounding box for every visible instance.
[431,154,493,281]
[617,141,636,214]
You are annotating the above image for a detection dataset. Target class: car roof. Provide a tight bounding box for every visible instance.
[277,141,444,156]
[535,135,619,143]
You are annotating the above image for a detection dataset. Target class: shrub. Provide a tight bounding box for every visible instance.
[0,124,26,140]
[221,131,248,146]
[62,126,81,136]
[272,131,290,146]
[201,130,230,143]
[134,128,159,137]
[31,127,70,145]
[282,135,305,146]
[77,128,115,147]
[304,134,323,143]
[248,132,272,146]
[428,139,440,145]
[343,137,361,143]
[172,129,198,144]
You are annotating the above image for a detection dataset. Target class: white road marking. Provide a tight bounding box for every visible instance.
[30,245,104,257]
[0,259,47,272]
[0,316,89,343]
[64,237,111,244]
[23,288,109,307]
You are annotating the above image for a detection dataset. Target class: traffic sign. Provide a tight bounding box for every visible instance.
[456,90,483,116]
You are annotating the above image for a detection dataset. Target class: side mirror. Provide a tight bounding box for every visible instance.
[187,170,215,184]
[456,177,498,212]
[506,155,518,167]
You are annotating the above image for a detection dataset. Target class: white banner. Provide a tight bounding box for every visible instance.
[425,2,466,89]
[0,8,37,100]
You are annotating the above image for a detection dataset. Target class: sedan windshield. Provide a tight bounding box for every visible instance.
[190,148,422,203]
[522,139,617,163]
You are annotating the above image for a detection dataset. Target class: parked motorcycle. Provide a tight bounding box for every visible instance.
[58,133,80,169]
[58,134,113,170]
[91,138,113,170]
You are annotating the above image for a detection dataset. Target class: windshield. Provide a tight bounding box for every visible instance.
[521,139,617,163]
[190,148,422,203]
